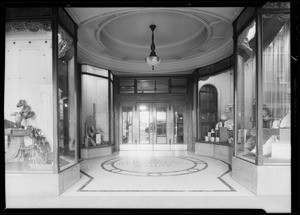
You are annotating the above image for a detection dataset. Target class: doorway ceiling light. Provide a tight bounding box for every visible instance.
[145,25,161,70]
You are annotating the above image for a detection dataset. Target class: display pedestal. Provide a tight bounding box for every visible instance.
[5,129,31,163]
[195,142,233,163]
[81,145,113,159]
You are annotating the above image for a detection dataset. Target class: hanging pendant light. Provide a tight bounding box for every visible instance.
[145,25,161,70]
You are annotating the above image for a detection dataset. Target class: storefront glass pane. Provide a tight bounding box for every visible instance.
[262,15,290,164]
[58,25,77,171]
[235,20,256,163]
[122,106,133,144]
[174,105,184,144]
[81,73,110,148]
[199,85,218,141]
[4,20,54,172]
[156,106,167,144]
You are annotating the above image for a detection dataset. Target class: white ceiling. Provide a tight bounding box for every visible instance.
[66,7,243,75]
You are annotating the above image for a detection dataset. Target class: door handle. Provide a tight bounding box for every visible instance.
[149,123,153,132]
[149,123,155,132]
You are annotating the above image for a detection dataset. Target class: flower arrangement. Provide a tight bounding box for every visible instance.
[224,119,234,130]
[10,99,35,128]
[27,125,44,143]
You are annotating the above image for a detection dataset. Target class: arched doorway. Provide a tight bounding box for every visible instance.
[199,85,218,140]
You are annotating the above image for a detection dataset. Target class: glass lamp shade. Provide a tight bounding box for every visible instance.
[145,56,161,70]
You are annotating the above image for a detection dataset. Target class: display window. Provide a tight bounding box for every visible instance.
[235,20,257,163]
[261,14,290,164]
[197,69,234,145]
[81,65,114,149]
[57,25,77,171]
[233,3,290,165]
[4,20,55,172]
[4,8,79,174]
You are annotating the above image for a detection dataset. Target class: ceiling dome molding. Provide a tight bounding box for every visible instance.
[68,7,243,74]
[94,9,213,59]
[77,38,233,74]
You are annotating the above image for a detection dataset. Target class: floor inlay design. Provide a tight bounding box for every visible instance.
[77,155,237,193]
[101,156,208,177]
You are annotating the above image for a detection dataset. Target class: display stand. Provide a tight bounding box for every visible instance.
[5,128,31,163]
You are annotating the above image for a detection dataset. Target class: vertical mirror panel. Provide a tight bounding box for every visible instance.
[156,106,167,144]
[139,105,150,144]
[4,21,54,172]
[262,15,290,164]
[58,25,76,171]
[174,105,184,144]
[122,106,133,144]
[235,21,256,163]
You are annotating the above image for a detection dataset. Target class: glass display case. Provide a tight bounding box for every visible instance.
[81,65,114,151]
[234,2,290,165]
[4,8,79,185]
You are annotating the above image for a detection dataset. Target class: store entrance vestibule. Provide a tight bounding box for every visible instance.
[120,102,186,151]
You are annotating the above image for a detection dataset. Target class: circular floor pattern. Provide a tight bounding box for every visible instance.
[101,156,208,177]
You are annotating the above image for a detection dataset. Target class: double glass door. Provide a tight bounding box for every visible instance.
[120,102,186,150]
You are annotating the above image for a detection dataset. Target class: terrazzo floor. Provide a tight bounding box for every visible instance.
[5,151,291,212]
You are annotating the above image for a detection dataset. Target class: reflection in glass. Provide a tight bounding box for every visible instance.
[262,15,290,162]
[174,106,184,144]
[122,106,133,144]
[156,106,167,144]
[58,25,76,170]
[236,21,256,163]
[139,105,150,144]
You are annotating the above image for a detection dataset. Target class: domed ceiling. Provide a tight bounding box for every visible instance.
[66,7,243,75]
